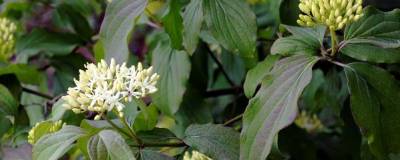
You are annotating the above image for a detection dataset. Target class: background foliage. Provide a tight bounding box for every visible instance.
[0,0,400,160]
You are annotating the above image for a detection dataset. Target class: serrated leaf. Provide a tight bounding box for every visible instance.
[162,0,183,50]
[183,0,203,55]
[244,55,280,98]
[0,84,18,116]
[203,0,257,58]
[184,124,240,160]
[88,130,136,160]
[271,25,325,56]
[33,126,85,160]
[342,7,400,63]
[241,55,319,160]
[151,41,191,115]
[344,63,400,159]
[100,0,147,63]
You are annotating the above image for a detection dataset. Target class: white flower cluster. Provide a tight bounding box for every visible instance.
[0,17,17,60]
[62,59,159,120]
[297,0,363,30]
[183,150,212,160]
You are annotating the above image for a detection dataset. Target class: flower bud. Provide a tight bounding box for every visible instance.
[297,0,364,30]
[0,18,17,61]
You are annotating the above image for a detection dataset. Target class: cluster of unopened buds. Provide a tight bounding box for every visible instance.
[297,0,363,30]
[62,59,159,120]
[0,17,17,60]
[295,111,324,133]
[28,120,65,144]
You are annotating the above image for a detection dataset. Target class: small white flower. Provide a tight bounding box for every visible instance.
[62,58,159,119]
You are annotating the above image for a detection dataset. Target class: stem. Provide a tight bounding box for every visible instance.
[102,115,131,138]
[117,112,143,146]
[206,47,236,87]
[224,114,243,126]
[330,29,338,56]
[22,87,53,100]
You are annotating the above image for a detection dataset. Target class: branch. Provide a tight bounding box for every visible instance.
[206,47,236,87]
[204,87,243,98]
[22,87,53,100]
[223,114,243,126]
[132,141,187,148]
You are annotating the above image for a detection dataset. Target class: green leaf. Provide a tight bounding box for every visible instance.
[99,0,147,63]
[174,88,213,136]
[16,29,81,61]
[184,124,240,160]
[244,55,280,98]
[140,150,175,160]
[49,99,68,121]
[88,130,136,160]
[271,25,325,56]
[137,128,181,145]
[241,55,319,160]
[344,63,400,158]
[203,0,257,58]
[29,121,62,145]
[340,43,400,64]
[151,41,191,115]
[345,7,400,48]
[0,114,12,138]
[162,0,184,50]
[87,134,107,160]
[284,25,326,44]
[33,126,85,160]
[53,3,93,41]
[94,40,105,62]
[342,7,400,63]
[133,104,159,132]
[0,64,45,85]
[0,83,18,116]
[183,0,203,55]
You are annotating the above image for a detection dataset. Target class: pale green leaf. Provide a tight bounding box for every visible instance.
[241,55,319,160]
[203,0,257,58]
[151,41,191,115]
[162,0,183,50]
[100,0,147,63]
[244,55,280,98]
[33,126,85,160]
[271,25,325,56]
[95,130,136,160]
[183,0,203,55]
